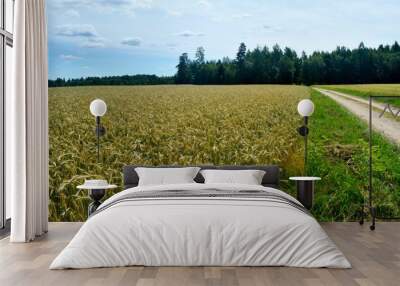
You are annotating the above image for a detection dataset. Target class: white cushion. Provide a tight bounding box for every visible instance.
[135,167,201,186]
[200,169,266,185]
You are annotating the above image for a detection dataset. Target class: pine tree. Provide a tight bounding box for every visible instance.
[175,53,192,84]
[236,43,247,83]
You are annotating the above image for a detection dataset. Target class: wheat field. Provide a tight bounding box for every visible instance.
[49,85,308,221]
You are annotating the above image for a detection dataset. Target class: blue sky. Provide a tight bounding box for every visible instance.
[47,0,400,79]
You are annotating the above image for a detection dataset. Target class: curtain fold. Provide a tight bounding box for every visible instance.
[8,0,49,242]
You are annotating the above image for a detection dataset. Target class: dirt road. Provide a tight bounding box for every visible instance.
[314,88,400,145]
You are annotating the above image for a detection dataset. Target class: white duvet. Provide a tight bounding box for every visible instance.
[50,183,351,269]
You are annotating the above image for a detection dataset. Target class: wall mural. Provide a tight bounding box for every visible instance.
[47,1,400,222]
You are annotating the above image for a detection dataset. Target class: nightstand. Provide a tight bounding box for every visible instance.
[289,177,321,210]
[77,181,117,216]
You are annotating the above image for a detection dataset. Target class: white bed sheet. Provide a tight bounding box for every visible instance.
[50,183,351,269]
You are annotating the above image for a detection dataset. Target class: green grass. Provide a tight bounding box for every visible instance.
[48,85,400,222]
[317,84,400,107]
[309,89,400,220]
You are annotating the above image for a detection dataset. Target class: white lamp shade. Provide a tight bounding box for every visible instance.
[90,99,107,117]
[297,99,315,117]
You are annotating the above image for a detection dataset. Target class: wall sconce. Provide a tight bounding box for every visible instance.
[90,99,107,163]
[297,99,315,175]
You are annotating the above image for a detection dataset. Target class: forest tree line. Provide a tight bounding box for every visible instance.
[48,74,174,87]
[49,41,400,87]
[175,42,400,85]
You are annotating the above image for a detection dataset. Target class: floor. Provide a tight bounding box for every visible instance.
[0,219,11,239]
[0,222,399,286]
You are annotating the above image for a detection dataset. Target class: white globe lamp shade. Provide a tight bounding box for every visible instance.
[297,99,315,117]
[90,99,107,117]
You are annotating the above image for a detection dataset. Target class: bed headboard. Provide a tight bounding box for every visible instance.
[123,165,280,189]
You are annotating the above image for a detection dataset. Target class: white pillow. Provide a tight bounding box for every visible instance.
[200,169,266,185]
[135,167,201,186]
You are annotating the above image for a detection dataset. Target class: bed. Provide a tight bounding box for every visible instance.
[50,165,351,269]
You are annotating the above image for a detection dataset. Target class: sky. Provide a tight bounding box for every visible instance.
[47,0,400,79]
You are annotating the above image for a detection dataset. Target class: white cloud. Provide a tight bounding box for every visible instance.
[81,42,105,48]
[134,0,153,9]
[56,24,98,38]
[56,24,106,48]
[52,0,153,13]
[263,25,283,32]
[176,31,205,37]
[232,13,252,19]
[64,9,80,17]
[166,43,178,50]
[166,9,183,17]
[81,38,106,48]
[60,54,82,61]
[121,37,141,46]
[197,0,211,8]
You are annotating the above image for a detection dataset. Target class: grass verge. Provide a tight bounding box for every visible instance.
[317,84,400,107]
[309,89,400,221]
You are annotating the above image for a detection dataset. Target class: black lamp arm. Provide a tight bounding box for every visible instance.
[297,116,309,137]
[95,116,106,164]
[95,116,106,137]
[297,116,309,176]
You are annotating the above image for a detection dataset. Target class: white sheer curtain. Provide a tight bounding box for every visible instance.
[7,0,49,242]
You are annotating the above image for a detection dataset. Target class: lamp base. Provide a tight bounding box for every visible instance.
[88,189,105,216]
[296,180,314,210]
